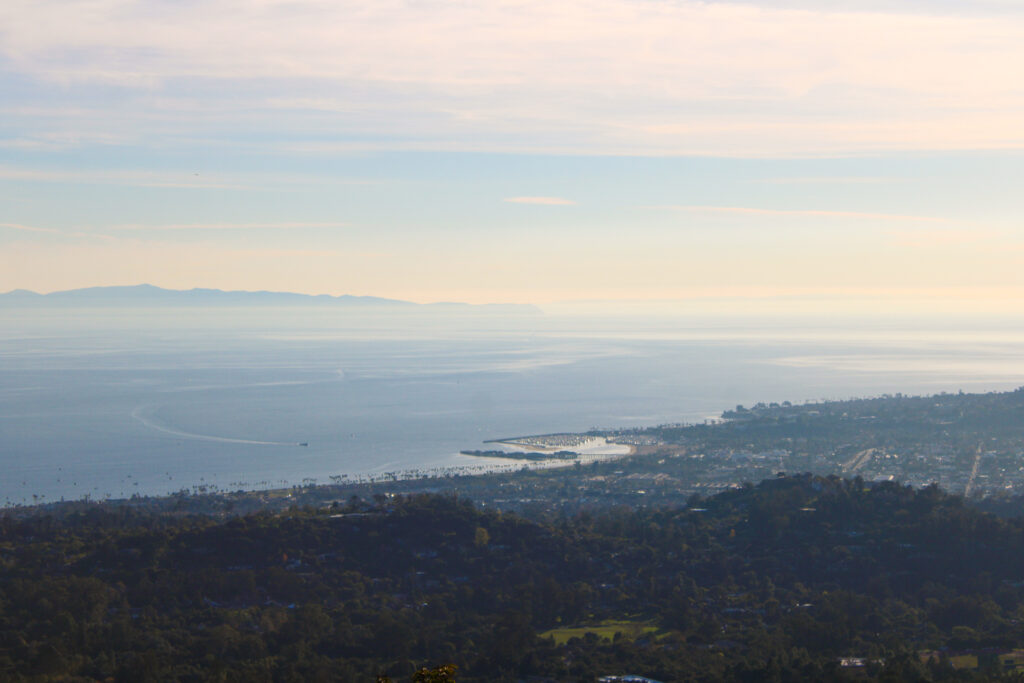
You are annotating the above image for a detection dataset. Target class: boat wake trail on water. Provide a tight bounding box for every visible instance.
[131,406,300,447]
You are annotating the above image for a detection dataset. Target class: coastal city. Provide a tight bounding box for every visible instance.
[28,388,1024,520]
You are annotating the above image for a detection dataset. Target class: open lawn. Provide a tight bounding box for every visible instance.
[539,620,660,646]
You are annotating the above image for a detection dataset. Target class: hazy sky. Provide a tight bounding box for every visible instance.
[2,0,1023,310]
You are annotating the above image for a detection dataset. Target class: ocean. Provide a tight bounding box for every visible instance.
[3,306,1024,506]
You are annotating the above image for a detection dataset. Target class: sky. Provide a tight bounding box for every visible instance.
[2,0,1024,312]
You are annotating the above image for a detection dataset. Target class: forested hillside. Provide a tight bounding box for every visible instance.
[4,475,1024,680]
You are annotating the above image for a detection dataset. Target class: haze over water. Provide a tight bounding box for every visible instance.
[3,306,1024,506]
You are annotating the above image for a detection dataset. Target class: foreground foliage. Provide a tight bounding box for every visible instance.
[3,475,1024,680]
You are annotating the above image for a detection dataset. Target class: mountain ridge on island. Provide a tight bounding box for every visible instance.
[0,284,541,314]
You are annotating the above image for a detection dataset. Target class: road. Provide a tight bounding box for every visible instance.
[964,444,983,497]
[843,448,876,474]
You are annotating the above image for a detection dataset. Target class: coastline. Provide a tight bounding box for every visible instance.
[487,434,633,456]
[455,435,633,472]
[1,432,637,515]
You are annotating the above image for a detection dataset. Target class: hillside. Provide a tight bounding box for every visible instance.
[4,476,1024,680]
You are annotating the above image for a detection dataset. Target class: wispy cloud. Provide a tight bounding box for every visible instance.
[0,222,63,234]
[888,227,1000,248]
[653,205,948,223]
[503,197,576,206]
[0,165,374,190]
[109,222,349,231]
[0,222,114,240]
[3,1,1024,155]
[757,177,901,185]
[0,166,253,190]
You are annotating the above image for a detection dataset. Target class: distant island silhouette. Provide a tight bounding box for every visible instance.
[0,284,540,313]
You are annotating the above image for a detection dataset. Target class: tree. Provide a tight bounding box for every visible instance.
[377,664,456,683]
[412,664,457,682]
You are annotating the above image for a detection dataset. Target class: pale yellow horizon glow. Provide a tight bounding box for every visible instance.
[5,236,1024,315]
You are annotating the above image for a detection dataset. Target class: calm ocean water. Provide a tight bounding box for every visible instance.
[4,307,1024,506]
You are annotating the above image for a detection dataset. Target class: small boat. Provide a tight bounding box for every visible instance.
[298,442,309,447]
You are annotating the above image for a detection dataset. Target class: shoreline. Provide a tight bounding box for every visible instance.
[1,433,637,515]
[488,434,633,455]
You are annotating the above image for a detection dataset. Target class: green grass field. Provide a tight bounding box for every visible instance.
[539,620,660,646]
